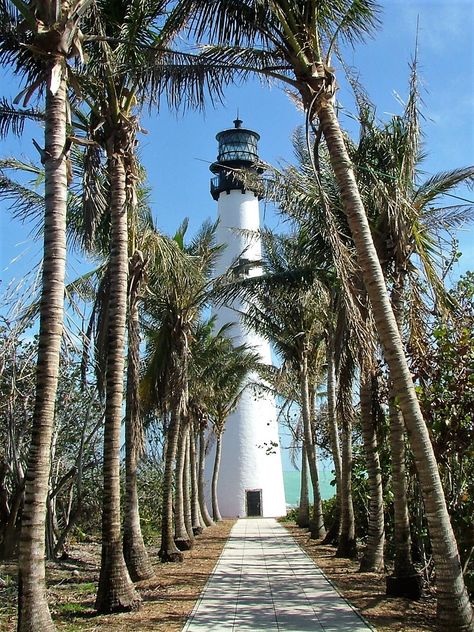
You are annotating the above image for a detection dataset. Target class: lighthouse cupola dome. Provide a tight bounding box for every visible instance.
[210,118,263,200]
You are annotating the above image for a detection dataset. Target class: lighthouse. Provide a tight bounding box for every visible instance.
[207,118,287,518]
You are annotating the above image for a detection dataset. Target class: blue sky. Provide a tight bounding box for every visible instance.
[1,0,473,306]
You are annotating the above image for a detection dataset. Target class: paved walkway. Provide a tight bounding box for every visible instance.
[182,518,374,631]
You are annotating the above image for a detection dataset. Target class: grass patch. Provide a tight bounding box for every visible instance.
[75,582,95,594]
[56,602,89,615]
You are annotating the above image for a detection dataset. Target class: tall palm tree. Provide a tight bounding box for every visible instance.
[122,249,154,581]
[259,128,364,549]
[322,315,342,544]
[142,220,222,561]
[188,319,222,529]
[0,2,91,629]
[352,67,474,594]
[189,3,473,627]
[218,229,329,538]
[334,307,357,559]
[206,337,260,521]
[79,0,228,605]
[358,356,385,572]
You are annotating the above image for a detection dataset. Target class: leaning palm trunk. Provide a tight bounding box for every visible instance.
[299,353,325,539]
[359,365,385,572]
[17,78,68,632]
[316,95,473,628]
[95,150,139,613]
[211,429,223,522]
[297,442,310,529]
[198,425,214,527]
[160,407,184,562]
[322,333,342,544]
[174,422,193,551]
[123,287,154,581]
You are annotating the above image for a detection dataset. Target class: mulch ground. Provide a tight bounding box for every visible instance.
[284,522,438,632]
[0,520,234,632]
[1,520,448,631]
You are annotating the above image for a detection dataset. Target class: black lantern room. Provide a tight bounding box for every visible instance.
[210,118,263,200]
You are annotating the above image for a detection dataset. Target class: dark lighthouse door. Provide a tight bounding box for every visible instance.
[246,490,262,517]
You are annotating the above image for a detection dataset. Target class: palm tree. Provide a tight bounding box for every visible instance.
[352,67,474,593]
[358,355,385,572]
[217,230,328,538]
[189,3,473,626]
[0,2,91,628]
[79,0,228,604]
[258,129,363,550]
[122,249,154,581]
[321,316,342,544]
[206,336,260,521]
[188,319,221,530]
[334,308,357,559]
[142,220,222,561]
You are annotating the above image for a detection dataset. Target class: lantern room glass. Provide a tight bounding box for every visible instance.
[217,131,259,164]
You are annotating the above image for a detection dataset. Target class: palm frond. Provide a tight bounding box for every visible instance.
[414,167,474,208]
[0,98,44,138]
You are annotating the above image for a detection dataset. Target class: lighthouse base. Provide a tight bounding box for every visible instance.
[205,385,287,519]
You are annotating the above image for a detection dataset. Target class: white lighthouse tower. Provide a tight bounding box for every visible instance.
[207,118,287,518]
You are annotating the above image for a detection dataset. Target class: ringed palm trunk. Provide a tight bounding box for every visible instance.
[336,409,356,558]
[17,76,68,632]
[299,352,325,539]
[174,422,193,550]
[359,365,385,572]
[297,441,310,529]
[123,291,154,581]
[198,425,214,527]
[183,430,195,540]
[189,419,204,535]
[159,408,184,562]
[387,276,420,597]
[316,96,473,629]
[211,428,223,522]
[387,397,422,597]
[95,149,140,613]
[322,333,342,544]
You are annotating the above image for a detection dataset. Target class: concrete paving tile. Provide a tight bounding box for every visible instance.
[182,518,373,632]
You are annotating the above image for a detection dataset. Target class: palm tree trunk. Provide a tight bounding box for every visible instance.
[183,429,195,541]
[211,430,223,522]
[336,362,357,559]
[359,365,385,572]
[123,291,154,582]
[189,419,204,535]
[322,332,342,544]
[317,99,473,630]
[159,408,184,562]
[297,441,310,528]
[174,422,192,550]
[17,76,68,632]
[387,276,420,597]
[299,353,325,539]
[198,426,214,527]
[95,150,140,613]
[336,411,357,558]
